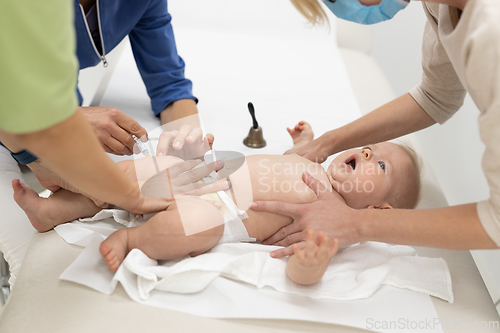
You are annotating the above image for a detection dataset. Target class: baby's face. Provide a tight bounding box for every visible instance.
[326,142,412,209]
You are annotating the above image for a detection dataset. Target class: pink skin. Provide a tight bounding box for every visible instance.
[358,0,384,5]
[358,0,469,11]
[326,142,412,209]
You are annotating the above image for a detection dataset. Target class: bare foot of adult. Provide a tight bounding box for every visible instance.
[12,179,55,232]
[99,228,129,272]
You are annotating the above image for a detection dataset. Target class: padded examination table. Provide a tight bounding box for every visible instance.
[0,1,499,332]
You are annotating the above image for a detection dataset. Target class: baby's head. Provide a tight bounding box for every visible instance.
[326,142,421,209]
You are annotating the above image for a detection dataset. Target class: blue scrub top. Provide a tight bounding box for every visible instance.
[74,0,197,116]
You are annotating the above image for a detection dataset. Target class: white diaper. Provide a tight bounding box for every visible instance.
[215,190,255,244]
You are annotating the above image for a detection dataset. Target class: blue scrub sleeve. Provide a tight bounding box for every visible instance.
[129,0,197,117]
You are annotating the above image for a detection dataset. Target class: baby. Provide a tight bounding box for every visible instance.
[13,121,421,285]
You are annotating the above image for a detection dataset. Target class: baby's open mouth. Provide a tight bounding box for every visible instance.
[344,155,357,171]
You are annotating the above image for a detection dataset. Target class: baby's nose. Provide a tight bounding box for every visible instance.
[361,149,372,160]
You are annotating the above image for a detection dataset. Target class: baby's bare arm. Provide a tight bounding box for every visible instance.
[287,121,314,150]
[286,230,338,285]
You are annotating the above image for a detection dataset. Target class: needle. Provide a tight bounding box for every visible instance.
[132,134,151,157]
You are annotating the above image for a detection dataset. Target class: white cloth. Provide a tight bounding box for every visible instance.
[124,242,453,302]
[56,211,453,303]
[53,226,445,332]
[0,146,36,287]
[79,209,146,228]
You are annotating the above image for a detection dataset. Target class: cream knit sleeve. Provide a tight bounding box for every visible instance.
[409,5,466,125]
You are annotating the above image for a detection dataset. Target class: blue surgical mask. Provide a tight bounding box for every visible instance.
[323,0,409,25]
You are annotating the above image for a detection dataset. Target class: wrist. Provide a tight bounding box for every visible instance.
[354,209,372,243]
[27,159,41,171]
[318,130,339,156]
[294,260,328,271]
[292,139,311,149]
[120,181,142,205]
[160,99,199,125]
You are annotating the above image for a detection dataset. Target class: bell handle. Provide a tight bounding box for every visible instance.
[248,102,259,129]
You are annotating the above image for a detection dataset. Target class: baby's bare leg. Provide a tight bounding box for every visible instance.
[13,179,101,232]
[100,197,224,271]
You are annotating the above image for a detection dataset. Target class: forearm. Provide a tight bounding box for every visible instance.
[324,93,436,155]
[160,99,200,126]
[15,111,138,207]
[286,255,329,285]
[357,203,499,249]
[0,131,25,153]
[292,140,310,150]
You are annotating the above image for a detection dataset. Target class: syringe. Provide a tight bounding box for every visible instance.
[132,134,151,157]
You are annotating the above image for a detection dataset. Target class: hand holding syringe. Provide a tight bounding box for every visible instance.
[132,134,151,157]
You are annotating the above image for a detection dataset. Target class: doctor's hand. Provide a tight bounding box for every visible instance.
[79,106,148,156]
[117,156,229,199]
[156,124,214,160]
[28,160,77,193]
[284,133,334,163]
[28,160,110,208]
[250,172,360,258]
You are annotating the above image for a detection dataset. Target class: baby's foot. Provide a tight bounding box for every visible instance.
[12,179,55,232]
[99,229,129,272]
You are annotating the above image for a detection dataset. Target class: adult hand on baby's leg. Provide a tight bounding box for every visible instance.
[163,159,230,196]
[124,156,230,200]
[28,160,110,207]
[114,158,228,214]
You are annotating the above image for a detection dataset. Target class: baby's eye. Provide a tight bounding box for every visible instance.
[378,161,386,171]
[362,146,372,151]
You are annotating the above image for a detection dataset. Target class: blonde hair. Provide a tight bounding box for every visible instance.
[391,142,423,209]
[289,0,329,26]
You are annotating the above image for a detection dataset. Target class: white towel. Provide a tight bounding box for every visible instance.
[79,209,147,228]
[58,209,454,303]
[122,242,453,302]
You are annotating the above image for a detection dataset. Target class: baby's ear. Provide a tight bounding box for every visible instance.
[367,203,393,210]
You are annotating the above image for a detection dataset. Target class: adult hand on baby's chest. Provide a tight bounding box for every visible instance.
[251,171,358,258]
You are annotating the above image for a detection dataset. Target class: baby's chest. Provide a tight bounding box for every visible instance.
[247,155,330,204]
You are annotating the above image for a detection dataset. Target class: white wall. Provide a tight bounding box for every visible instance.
[368,1,500,309]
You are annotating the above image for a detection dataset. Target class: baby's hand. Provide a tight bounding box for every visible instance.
[287,121,314,146]
[292,230,338,269]
[157,124,213,160]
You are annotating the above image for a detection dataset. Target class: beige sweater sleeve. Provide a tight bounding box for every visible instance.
[411,0,500,246]
[408,3,467,125]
